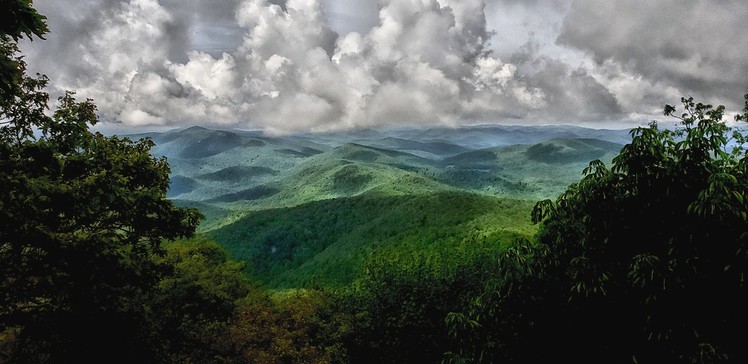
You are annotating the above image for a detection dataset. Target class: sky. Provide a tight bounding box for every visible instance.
[20,0,748,134]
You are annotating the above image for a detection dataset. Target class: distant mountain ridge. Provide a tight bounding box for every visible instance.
[126,124,630,224]
[122,123,631,288]
[292,124,632,150]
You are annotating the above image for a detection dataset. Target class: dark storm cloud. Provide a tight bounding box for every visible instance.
[557,0,748,108]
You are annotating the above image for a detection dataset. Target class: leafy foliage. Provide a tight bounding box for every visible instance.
[208,191,535,288]
[448,94,748,363]
[6,4,748,363]
[0,4,202,361]
[344,245,504,364]
[151,237,253,362]
[214,289,351,363]
[0,0,47,98]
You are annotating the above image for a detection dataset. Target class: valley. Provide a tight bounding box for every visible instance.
[137,124,630,288]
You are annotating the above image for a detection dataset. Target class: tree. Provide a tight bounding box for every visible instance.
[449,94,748,363]
[214,288,352,364]
[0,2,202,362]
[151,237,253,363]
[532,95,748,362]
[0,0,47,99]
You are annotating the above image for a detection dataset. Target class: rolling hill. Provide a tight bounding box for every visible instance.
[127,124,630,287]
[207,191,537,288]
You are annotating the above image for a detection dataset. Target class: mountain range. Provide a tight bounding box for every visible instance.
[128,124,631,287]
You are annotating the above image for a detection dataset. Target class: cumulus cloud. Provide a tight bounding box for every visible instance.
[557,0,748,110]
[19,0,747,133]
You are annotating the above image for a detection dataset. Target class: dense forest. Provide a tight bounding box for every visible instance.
[3,2,748,363]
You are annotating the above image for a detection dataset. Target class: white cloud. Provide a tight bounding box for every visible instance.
[20,0,747,133]
[558,0,748,110]
[170,52,239,100]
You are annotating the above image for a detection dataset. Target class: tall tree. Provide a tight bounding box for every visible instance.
[0,2,202,362]
[531,95,748,362]
[449,94,748,363]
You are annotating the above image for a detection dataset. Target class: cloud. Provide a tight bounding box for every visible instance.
[557,0,748,110]
[21,0,744,133]
[320,0,379,35]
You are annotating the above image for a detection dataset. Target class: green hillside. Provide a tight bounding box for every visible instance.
[524,138,620,163]
[136,126,627,289]
[207,190,536,288]
[167,175,201,197]
[261,144,448,207]
[144,127,625,218]
[352,137,472,159]
[438,138,622,200]
[195,166,279,183]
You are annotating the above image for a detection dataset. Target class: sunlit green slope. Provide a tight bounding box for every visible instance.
[129,125,628,288]
[207,190,536,288]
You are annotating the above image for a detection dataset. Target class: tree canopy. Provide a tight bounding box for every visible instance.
[447,94,748,363]
[0,2,203,362]
[4,2,748,363]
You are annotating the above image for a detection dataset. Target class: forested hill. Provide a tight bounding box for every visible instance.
[5,1,748,362]
[138,124,629,227]
[140,125,627,288]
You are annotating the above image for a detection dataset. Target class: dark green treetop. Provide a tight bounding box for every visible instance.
[531,95,748,362]
[447,94,748,363]
[0,1,203,362]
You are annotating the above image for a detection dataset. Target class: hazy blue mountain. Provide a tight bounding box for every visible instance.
[121,124,631,231]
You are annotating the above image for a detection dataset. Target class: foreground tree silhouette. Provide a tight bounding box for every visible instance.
[0,2,201,362]
[534,95,748,362]
[449,94,748,363]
